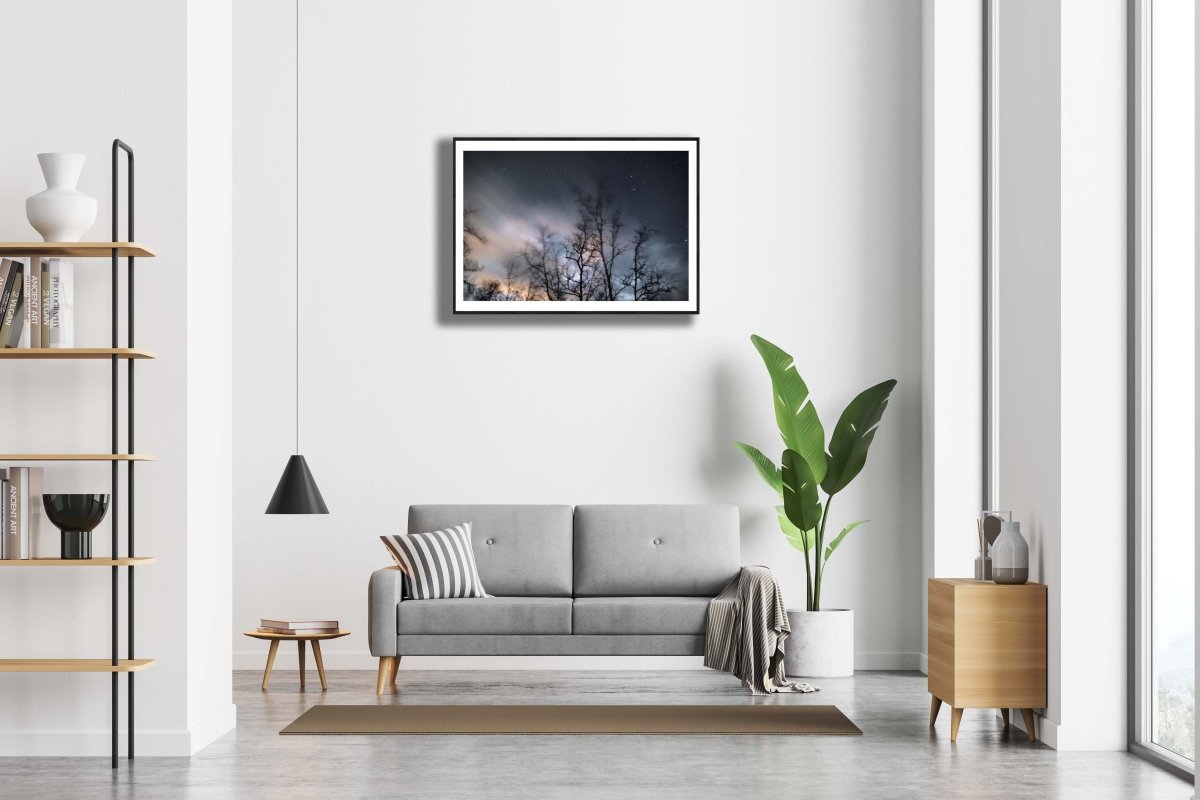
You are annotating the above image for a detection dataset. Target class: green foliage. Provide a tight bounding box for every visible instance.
[736,334,896,611]
[750,334,828,483]
[776,506,813,553]
[822,380,898,496]
[734,442,782,497]
[782,449,823,533]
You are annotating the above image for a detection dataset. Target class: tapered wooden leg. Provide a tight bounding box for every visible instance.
[950,707,964,742]
[261,639,280,690]
[929,695,943,726]
[1001,708,1010,729]
[297,640,306,690]
[377,656,397,694]
[312,640,328,690]
[1020,708,1037,742]
[389,655,400,687]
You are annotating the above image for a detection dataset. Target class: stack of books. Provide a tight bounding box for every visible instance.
[257,619,339,635]
[0,468,47,559]
[0,257,74,349]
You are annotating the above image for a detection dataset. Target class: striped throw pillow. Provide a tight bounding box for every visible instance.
[380,523,490,600]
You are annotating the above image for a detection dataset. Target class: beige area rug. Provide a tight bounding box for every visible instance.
[280,704,862,736]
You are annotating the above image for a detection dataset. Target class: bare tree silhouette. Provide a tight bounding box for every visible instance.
[522,227,565,301]
[577,184,626,300]
[474,278,503,301]
[562,217,603,301]
[620,225,675,301]
[465,177,683,303]
[462,207,486,300]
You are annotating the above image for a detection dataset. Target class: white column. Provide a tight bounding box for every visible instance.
[920,0,985,674]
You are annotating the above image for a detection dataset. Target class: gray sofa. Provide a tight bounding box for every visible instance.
[368,504,739,692]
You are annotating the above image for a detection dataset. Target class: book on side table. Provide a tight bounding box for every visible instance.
[258,619,339,635]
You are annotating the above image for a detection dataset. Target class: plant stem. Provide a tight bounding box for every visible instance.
[813,496,832,611]
[803,529,814,610]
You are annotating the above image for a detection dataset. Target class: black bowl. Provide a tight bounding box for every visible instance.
[42,494,110,533]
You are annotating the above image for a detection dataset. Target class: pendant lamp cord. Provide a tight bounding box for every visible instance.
[295,0,301,456]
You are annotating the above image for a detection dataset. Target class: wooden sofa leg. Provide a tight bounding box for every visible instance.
[390,655,400,687]
[376,656,397,694]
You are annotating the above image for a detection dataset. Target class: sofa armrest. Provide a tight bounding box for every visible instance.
[368,566,404,657]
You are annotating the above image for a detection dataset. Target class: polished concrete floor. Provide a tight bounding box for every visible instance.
[0,669,1191,799]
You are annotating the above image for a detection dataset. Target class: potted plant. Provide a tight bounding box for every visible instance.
[736,334,896,677]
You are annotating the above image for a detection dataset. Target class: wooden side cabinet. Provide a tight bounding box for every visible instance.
[928,578,1047,742]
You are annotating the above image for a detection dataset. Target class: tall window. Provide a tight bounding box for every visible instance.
[1133,0,1196,773]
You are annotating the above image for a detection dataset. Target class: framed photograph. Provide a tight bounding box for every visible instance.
[454,137,699,314]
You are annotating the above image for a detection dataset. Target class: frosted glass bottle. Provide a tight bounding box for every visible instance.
[991,521,1029,584]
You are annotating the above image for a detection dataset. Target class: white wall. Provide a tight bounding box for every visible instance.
[995,0,1064,742]
[995,0,1127,750]
[233,0,925,671]
[0,0,234,756]
[919,0,985,674]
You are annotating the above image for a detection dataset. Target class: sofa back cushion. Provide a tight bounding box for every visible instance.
[573,505,740,597]
[408,505,573,597]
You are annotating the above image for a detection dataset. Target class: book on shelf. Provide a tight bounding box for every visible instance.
[257,626,339,635]
[0,259,16,333]
[0,260,23,347]
[19,257,42,348]
[4,467,44,560]
[47,259,74,348]
[259,619,339,631]
[0,471,7,560]
[0,258,75,350]
[39,259,50,346]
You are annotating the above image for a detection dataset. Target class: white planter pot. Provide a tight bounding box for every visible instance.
[26,153,97,242]
[784,608,854,677]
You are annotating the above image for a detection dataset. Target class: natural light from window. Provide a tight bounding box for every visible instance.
[1148,0,1196,764]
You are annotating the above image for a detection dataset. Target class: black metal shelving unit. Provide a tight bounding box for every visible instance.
[0,139,156,769]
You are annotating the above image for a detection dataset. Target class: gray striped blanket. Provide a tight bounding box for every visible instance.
[704,566,819,695]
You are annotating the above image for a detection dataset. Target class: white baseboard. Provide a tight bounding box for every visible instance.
[187,703,237,755]
[234,649,924,672]
[918,652,929,675]
[0,703,236,757]
[855,651,923,671]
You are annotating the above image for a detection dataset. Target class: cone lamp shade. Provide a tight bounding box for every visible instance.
[265,455,329,514]
[265,0,329,516]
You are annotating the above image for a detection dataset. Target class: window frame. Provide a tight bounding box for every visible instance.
[1128,0,1196,780]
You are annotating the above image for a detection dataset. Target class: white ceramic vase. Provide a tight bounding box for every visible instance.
[26,153,97,242]
[991,520,1030,584]
[784,608,854,677]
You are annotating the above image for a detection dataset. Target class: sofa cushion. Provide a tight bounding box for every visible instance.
[397,597,573,635]
[572,596,711,635]
[409,505,573,597]
[573,505,740,597]
[380,524,489,599]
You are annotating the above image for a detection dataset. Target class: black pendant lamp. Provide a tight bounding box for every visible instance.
[266,0,328,515]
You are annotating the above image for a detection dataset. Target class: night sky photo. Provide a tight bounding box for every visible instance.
[458,143,694,308]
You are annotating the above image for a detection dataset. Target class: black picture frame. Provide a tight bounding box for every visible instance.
[452,137,699,315]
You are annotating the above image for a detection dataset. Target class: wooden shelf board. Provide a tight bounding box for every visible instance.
[0,659,156,673]
[0,347,155,360]
[0,242,155,258]
[0,454,155,462]
[0,557,155,567]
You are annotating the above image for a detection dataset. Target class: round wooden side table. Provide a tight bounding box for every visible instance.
[243,630,350,691]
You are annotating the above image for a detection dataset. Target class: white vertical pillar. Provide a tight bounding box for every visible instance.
[185,0,236,752]
[1058,0,1128,751]
[920,0,985,674]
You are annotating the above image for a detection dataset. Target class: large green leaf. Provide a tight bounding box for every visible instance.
[823,519,869,560]
[821,379,897,496]
[751,335,827,483]
[777,505,813,552]
[735,442,782,497]
[782,448,823,534]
